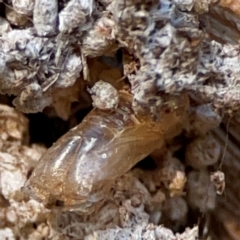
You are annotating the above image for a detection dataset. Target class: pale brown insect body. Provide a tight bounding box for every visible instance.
[23,91,188,213]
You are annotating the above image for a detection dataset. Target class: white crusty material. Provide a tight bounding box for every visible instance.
[89,80,119,110]
[59,0,95,33]
[0,228,15,240]
[0,152,27,200]
[81,15,117,57]
[33,0,58,36]
[13,0,35,15]
[0,17,11,35]
[55,54,83,88]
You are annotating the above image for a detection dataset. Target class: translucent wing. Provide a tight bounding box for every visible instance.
[23,92,188,212]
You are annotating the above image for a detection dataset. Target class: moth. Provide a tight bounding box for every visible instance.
[23,91,188,213]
